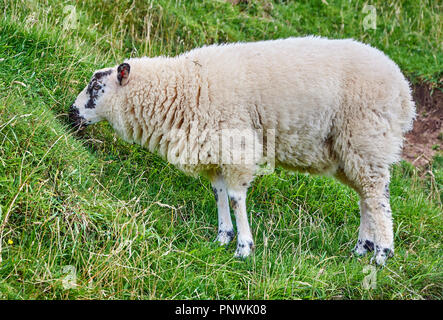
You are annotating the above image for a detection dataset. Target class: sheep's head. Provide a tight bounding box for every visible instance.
[69,63,130,131]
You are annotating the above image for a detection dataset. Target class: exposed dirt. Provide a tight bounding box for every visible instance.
[402,82,442,167]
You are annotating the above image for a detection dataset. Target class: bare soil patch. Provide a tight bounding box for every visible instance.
[402,82,442,167]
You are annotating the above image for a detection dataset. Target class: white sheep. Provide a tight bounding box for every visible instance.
[69,37,415,265]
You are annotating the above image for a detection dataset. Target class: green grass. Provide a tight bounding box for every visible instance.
[0,0,442,299]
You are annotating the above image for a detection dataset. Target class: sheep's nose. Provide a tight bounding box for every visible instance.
[68,105,87,130]
[68,105,79,122]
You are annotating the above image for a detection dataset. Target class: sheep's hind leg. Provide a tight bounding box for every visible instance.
[352,176,394,265]
[335,169,374,258]
[336,169,394,265]
[359,180,394,266]
[228,188,254,258]
[211,175,234,245]
[353,203,376,257]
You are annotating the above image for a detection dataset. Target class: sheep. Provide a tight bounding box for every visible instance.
[69,37,415,265]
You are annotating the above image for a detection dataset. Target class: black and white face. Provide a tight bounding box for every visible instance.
[69,63,130,130]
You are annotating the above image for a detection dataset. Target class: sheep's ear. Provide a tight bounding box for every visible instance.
[117,63,130,86]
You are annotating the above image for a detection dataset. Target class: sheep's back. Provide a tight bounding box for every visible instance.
[182,37,413,170]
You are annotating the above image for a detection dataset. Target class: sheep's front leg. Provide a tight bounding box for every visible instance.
[228,188,254,258]
[211,176,234,245]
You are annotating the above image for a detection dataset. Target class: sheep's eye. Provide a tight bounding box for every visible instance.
[93,83,101,90]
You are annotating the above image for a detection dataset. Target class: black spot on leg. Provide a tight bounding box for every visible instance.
[212,187,218,202]
[384,184,390,198]
[383,247,394,258]
[238,241,253,250]
[363,240,375,252]
[218,229,235,240]
[230,198,239,210]
[237,241,253,249]
[380,201,392,218]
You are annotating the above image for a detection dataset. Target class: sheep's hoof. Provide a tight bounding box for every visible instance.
[354,239,394,266]
[216,230,235,246]
[352,239,374,257]
[371,246,394,266]
[234,240,254,258]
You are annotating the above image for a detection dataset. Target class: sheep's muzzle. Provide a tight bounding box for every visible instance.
[69,105,88,131]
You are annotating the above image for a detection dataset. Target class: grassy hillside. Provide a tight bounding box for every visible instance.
[0,0,441,299]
